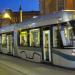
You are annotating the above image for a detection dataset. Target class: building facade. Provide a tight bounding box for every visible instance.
[0,0,75,26]
[0,9,40,26]
[40,0,75,15]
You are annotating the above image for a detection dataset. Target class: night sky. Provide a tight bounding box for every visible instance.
[0,0,39,12]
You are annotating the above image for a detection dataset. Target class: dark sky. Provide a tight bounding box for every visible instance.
[0,0,39,12]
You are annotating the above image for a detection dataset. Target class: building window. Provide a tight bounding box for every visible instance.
[20,31,28,46]
[30,29,40,47]
[56,0,65,11]
[2,34,7,48]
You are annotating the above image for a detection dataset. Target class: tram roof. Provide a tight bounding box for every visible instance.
[0,10,75,33]
[16,10,75,29]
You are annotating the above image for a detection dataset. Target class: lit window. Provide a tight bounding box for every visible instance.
[20,31,28,46]
[30,29,40,47]
[2,34,7,48]
[56,0,64,11]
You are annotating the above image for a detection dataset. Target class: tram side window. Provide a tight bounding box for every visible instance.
[53,26,58,47]
[20,31,28,46]
[30,29,40,47]
[53,26,63,48]
[2,34,7,48]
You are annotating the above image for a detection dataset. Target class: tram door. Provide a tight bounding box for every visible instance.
[43,30,51,62]
[7,34,13,55]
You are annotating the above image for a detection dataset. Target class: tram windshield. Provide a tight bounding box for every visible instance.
[53,21,75,48]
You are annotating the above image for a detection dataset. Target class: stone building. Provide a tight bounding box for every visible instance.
[40,0,75,15]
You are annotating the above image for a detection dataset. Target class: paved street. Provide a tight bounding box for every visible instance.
[0,59,25,75]
[0,54,75,75]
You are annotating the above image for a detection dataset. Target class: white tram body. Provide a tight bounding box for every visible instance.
[0,10,75,68]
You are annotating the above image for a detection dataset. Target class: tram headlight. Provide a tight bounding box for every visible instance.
[72,52,75,56]
[63,13,71,22]
[68,27,72,30]
[72,51,75,56]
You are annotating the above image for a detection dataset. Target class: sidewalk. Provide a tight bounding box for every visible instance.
[0,54,75,75]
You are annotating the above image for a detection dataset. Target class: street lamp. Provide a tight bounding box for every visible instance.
[2,11,12,25]
[3,12,11,19]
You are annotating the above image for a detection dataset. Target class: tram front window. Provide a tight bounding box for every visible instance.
[53,22,74,48]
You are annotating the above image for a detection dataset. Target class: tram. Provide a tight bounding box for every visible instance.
[0,10,75,69]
